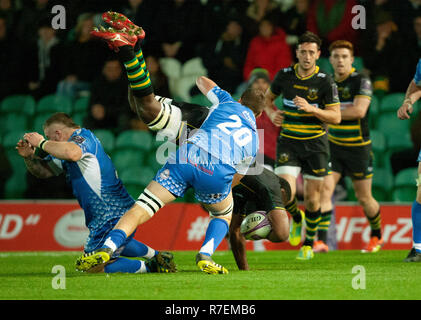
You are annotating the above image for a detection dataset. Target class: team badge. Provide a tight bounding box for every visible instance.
[307,88,319,100]
[278,153,289,164]
[340,86,351,99]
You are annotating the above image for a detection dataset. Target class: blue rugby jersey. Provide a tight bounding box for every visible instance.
[187,86,259,174]
[415,59,421,86]
[45,128,135,237]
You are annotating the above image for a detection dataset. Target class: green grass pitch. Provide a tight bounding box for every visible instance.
[0,250,420,300]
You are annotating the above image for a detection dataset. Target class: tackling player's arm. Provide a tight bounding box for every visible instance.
[196,76,218,96]
[23,132,82,162]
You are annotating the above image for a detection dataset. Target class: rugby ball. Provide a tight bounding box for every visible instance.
[240,211,271,240]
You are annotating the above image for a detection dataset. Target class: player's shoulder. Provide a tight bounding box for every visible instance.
[69,128,98,151]
[274,66,295,79]
[315,68,334,82]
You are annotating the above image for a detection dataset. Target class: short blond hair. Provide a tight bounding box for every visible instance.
[44,112,80,130]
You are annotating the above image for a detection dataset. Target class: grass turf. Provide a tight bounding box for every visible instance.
[0,250,420,300]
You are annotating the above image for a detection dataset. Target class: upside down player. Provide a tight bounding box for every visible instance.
[397,58,421,262]
[77,12,264,274]
[318,40,383,254]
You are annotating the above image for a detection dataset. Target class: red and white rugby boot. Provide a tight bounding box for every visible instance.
[102,11,145,41]
[90,26,138,52]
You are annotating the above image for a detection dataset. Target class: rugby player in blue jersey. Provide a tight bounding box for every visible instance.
[397,58,421,262]
[18,113,176,273]
[76,12,265,274]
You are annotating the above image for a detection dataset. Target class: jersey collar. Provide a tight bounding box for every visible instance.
[294,63,319,80]
[335,67,356,83]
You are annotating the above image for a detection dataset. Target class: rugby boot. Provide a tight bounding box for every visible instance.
[196,253,228,274]
[403,247,421,262]
[361,236,384,253]
[75,247,113,272]
[102,11,145,41]
[289,209,305,246]
[90,26,138,52]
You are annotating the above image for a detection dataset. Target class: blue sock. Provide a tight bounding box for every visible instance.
[199,218,229,256]
[103,229,127,252]
[104,257,148,273]
[412,201,421,253]
[122,239,157,258]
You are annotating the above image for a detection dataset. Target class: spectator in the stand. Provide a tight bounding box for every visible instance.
[0,14,23,100]
[0,0,18,31]
[121,0,157,54]
[243,18,292,81]
[406,14,421,77]
[280,0,309,49]
[200,0,249,43]
[249,68,280,170]
[245,0,280,37]
[201,18,248,94]
[25,17,65,100]
[0,143,12,199]
[84,58,135,133]
[391,111,421,176]
[16,0,53,43]
[306,0,358,55]
[57,13,108,100]
[153,0,202,63]
[362,11,405,94]
[145,55,170,98]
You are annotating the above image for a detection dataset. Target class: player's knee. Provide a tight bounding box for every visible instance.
[148,101,182,140]
[208,202,233,222]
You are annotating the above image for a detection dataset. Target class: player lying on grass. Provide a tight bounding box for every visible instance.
[397,58,421,262]
[77,12,264,274]
[17,112,176,274]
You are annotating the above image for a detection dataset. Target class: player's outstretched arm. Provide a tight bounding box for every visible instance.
[229,214,249,271]
[195,76,217,97]
[398,80,421,120]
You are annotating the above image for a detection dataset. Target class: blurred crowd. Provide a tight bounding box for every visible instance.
[1,0,421,131]
[1,0,421,199]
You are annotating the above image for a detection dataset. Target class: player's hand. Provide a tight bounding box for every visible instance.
[23,132,45,149]
[16,139,35,158]
[269,109,284,127]
[294,96,315,113]
[397,100,413,120]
